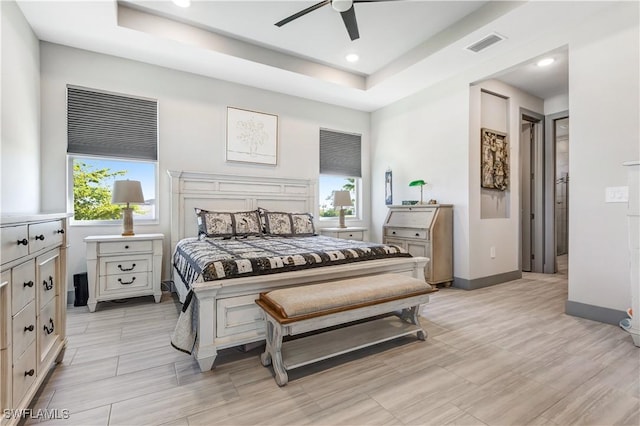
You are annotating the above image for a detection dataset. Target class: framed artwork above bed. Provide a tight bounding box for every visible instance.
[226,106,278,165]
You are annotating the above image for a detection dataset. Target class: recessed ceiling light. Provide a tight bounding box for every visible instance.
[346,53,359,63]
[172,0,191,7]
[537,57,555,67]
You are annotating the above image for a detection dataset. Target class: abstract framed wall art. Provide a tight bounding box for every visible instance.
[481,128,509,190]
[385,169,393,205]
[226,107,278,165]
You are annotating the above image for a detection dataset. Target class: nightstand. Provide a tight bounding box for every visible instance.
[84,233,163,312]
[320,227,367,241]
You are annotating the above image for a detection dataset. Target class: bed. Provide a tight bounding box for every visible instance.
[168,170,429,371]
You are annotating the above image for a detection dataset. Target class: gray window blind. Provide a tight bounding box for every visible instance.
[67,86,158,160]
[319,129,361,177]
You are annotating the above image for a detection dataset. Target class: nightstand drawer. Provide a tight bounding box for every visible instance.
[336,230,363,241]
[103,272,150,292]
[12,300,36,359]
[385,228,428,240]
[99,240,153,255]
[103,257,150,276]
[11,260,35,314]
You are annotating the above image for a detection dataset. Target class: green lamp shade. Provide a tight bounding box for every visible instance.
[409,179,426,187]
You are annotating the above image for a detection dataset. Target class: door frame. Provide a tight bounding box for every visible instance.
[544,110,570,273]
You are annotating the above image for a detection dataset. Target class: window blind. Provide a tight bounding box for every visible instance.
[319,129,362,177]
[67,86,158,161]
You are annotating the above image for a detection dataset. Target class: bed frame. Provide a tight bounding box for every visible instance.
[168,170,428,371]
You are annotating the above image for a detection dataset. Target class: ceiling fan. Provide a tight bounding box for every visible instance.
[275,0,397,41]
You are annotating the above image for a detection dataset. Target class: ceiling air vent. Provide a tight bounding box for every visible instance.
[465,33,505,53]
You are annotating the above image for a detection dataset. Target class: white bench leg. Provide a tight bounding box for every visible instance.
[261,315,289,386]
[400,305,427,341]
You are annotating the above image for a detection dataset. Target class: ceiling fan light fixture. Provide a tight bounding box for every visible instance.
[172,0,191,8]
[332,0,353,13]
[345,53,359,63]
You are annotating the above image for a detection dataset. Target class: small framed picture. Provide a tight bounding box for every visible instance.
[385,170,393,205]
[226,107,278,165]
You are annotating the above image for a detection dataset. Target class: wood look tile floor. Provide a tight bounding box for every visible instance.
[26,261,640,425]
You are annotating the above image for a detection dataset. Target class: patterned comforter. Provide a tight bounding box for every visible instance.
[173,235,411,289]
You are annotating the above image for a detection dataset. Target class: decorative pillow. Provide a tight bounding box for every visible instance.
[232,211,262,236]
[264,212,294,236]
[195,208,234,237]
[291,213,315,236]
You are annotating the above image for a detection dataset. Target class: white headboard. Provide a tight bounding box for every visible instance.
[167,170,317,249]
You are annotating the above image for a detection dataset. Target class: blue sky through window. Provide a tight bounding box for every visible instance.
[78,158,156,201]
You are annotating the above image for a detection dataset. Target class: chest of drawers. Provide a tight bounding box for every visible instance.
[383,205,453,286]
[84,234,163,312]
[1,214,69,426]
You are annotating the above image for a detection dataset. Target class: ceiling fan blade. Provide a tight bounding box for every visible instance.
[340,6,360,41]
[275,0,331,27]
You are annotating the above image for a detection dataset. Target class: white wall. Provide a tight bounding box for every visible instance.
[1,1,41,213]
[38,43,370,288]
[568,6,640,311]
[544,94,569,116]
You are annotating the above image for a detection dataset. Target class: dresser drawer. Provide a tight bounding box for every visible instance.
[11,260,35,314]
[12,341,36,407]
[102,272,150,293]
[12,300,36,359]
[1,225,29,266]
[102,256,150,276]
[385,227,429,240]
[99,240,152,255]
[37,250,59,309]
[29,220,64,253]
[39,296,59,364]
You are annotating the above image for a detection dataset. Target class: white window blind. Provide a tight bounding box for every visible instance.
[67,86,158,160]
[319,128,362,177]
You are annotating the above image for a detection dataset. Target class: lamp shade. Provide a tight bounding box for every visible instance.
[112,180,145,204]
[333,190,353,207]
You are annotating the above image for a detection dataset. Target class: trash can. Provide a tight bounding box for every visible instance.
[73,272,88,306]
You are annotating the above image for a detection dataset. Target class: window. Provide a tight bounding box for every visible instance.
[319,129,362,220]
[67,86,158,223]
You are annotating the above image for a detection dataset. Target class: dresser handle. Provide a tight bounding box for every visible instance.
[23,280,34,288]
[17,238,28,246]
[24,369,35,377]
[43,276,54,291]
[118,263,136,272]
[415,233,420,237]
[35,234,45,241]
[24,325,34,332]
[124,245,130,249]
[44,318,55,335]
[392,231,396,235]
[118,277,136,285]
[56,229,65,234]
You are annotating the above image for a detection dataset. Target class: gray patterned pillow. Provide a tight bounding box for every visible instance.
[195,208,234,237]
[291,213,315,236]
[264,212,293,236]
[233,211,262,236]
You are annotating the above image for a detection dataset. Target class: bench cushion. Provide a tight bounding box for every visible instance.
[260,274,434,319]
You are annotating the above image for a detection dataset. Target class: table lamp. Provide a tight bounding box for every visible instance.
[333,190,353,228]
[409,180,426,205]
[112,180,145,236]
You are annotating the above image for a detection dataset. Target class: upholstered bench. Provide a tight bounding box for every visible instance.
[255,273,437,386]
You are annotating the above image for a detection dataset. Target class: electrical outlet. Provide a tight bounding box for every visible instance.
[605,186,629,203]
[490,246,496,258]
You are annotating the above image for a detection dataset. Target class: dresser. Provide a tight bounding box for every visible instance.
[320,227,367,241]
[383,205,453,286]
[84,234,163,312]
[1,214,69,426]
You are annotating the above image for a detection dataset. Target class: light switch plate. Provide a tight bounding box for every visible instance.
[605,186,629,203]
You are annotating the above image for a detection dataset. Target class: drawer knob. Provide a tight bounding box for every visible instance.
[43,276,54,291]
[118,277,136,285]
[24,369,35,377]
[118,263,136,272]
[23,280,34,288]
[35,234,45,241]
[349,234,353,237]
[24,325,34,332]
[392,231,396,235]
[17,238,28,246]
[415,233,420,237]
[56,229,65,234]
[43,318,55,335]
